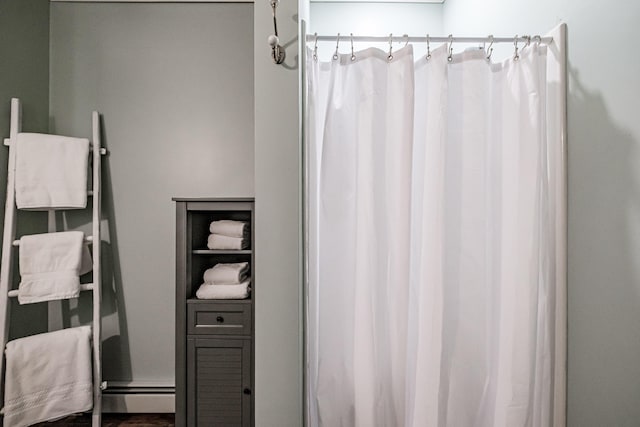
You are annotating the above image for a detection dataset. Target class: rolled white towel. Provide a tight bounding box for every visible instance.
[209,220,249,238]
[207,233,249,250]
[204,262,249,284]
[195,280,251,300]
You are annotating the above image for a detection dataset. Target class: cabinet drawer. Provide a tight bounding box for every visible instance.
[188,303,251,336]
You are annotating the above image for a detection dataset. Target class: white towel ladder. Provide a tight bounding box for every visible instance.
[0,98,106,426]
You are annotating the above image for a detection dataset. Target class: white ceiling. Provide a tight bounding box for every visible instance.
[51,0,445,3]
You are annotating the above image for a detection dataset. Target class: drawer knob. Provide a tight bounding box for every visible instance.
[243,388,252,395]
[216,316,224,323]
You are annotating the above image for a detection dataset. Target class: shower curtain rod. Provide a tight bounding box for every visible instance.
[305,34,553,45]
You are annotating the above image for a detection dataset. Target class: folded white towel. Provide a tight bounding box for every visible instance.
[196,280,251,300]
[18,231,90,304]
[204,262,249,284]
[209,220,249,238]
[207,233,249,250]
[15,133,89,210]
[2,326,93,427]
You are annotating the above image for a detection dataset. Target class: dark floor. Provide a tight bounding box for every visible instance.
[34,413,175,426]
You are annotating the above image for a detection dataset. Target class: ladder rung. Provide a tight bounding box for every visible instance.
[90,146,108,155]
[13,235,93,247]
[4,139,107,156]
[8,283,94,298]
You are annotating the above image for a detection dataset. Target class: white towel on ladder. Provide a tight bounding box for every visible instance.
[2,326,93,427]
[18,231,91,304]
[15,132,89,210]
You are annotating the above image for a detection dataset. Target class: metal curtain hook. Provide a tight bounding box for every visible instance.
[403,34,409,47]
[333,33,340,61]
[388,33,394,61]
[313,32,318,61]
[447,34,453,62]
[486,34,494,61]
[426,34,431,60]
[525,35,532,47]
[514,34,520,61]
[534,34,542,46]
[350,33,356,61]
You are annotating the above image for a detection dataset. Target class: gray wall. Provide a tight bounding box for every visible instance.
[0,0,50,339]
[254,0,303,423]
[444,4,640,425]
[309,2,443,59]
[49,2,254,386]
[0,0,49,136]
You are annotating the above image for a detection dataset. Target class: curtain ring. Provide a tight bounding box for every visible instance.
[534,34,542,46]
[403,34,409,47]
[388,33,394,61]
[426,34,431,60]
[350,33,356,61]
[525,35,532,47]
[513,34,520,61]
[313,32,318,62]
[447,34,453,62]
[333,33,340,61]
[486,34,494,61]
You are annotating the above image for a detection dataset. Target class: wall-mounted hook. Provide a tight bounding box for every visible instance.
[267,0,285,64]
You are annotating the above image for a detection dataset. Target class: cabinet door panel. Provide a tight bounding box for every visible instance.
[187,338,251,427]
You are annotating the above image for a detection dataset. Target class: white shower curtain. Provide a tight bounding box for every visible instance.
[306,28,566,427]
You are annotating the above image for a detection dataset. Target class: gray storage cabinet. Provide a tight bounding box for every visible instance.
[174,198,254,427]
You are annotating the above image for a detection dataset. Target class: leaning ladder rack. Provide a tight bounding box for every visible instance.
[0,98,106,426]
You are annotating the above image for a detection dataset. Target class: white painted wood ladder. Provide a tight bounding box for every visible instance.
[0,98,106,426]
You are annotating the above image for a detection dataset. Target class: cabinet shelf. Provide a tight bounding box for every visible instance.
[187,298,252,304]
[192,249,252,255]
